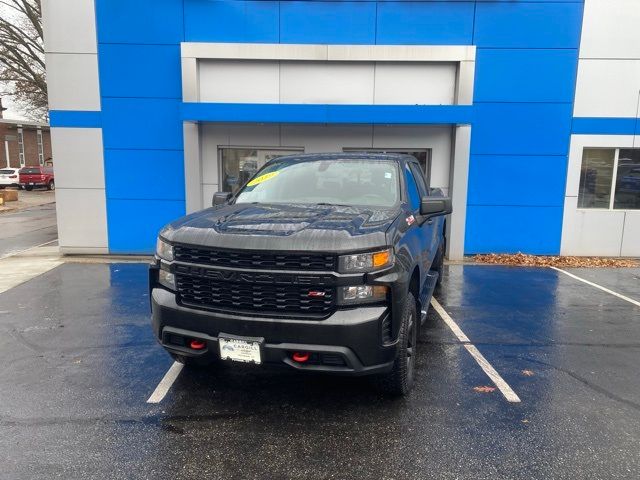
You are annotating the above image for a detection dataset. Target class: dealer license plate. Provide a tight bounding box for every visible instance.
[29,182,34,185]
[218,334,262,364]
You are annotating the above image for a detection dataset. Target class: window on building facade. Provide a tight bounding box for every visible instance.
[219,148,303,193]
[17,127,25,166]
[578,148,640,210]
[37,129,44,165]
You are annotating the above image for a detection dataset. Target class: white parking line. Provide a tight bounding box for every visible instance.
[147,361,184,404]
[0,238,58,260]
[551,267,640,308]
[430,298,521,403]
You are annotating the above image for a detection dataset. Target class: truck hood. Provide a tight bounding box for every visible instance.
[161,203,400,253]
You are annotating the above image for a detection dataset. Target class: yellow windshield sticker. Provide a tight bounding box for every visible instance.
[247,171,279,186]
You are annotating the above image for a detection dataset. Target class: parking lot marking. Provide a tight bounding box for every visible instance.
[0,238,58,260]
[430,298,522,403]
[147,361,184,404]
[551,267,640,308]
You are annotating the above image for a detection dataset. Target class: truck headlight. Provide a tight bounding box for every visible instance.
[338,249,393,273]
[156,237,174,262]
[338,285,388,305]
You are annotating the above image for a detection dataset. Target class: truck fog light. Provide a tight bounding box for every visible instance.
[159,270,176,290]
[339,285,388,304]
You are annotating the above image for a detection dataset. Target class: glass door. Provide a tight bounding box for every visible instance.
[219,148,303,193]
[343,148,432,186]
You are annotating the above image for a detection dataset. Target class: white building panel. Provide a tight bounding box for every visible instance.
[280,62,375,105]
[573,59,640,118]
[45,53,101,111]
[199,60,280,103]
[197,60,458,106]
[281,125,374,152]
[227,124,282,147]
[55,188,108,252]
[50,128,104,189]
[42,0,97,54]
[372,125,453,194]
[560,197,626,256]
[374,63,456,105]
[621,212,640,257]
[580,0,640,59]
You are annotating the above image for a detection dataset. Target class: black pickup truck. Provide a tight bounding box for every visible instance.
[150,153,451,395]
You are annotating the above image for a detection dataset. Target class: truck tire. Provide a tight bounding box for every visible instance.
[25,185,33,191]
[47,180,55,191]
[379,292,417,396]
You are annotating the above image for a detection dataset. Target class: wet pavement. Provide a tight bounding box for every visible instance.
[0,262,639,479]
[0,201,57,258]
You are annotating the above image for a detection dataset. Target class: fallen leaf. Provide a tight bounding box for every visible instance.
[472,253,638,269]
[473,386,496,393]
[522,369,535,377]
[521,419,530,424]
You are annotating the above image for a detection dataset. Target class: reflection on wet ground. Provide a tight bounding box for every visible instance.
[0,263,639,479]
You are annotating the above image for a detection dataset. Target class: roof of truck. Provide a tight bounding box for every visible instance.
[265,152,418,164]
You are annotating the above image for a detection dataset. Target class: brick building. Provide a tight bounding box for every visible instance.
[0,108,52,169]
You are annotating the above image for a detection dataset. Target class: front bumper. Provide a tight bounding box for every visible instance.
[151,287,397,375]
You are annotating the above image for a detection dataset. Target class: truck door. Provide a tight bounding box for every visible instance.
[408,162,438,268]
[403,162,433,278]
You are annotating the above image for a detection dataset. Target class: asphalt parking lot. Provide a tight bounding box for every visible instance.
[1,262,639,479]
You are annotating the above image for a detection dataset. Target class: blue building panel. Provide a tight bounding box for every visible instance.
[102,98,183,151]
[104,150,186,202]
[376,1,475,45]
[467,155,567,207]
[465,205,564,255]
[95,0,184,44]
[98,44,182,99]
[572,117,640,136]
[474,49,578,103]
[182,103,473,125]
[49,111,102,128]
[80,0,588,255]
[280,1,377,44]
[184,0,279,43]
[474,2,583,48]
[107,199,186,254]
[471,103,574,156]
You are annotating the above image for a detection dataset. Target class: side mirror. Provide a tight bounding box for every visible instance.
[420,197,452,217]
[212,192,232,206]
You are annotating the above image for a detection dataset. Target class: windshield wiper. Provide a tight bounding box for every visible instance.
[315,202,351,207]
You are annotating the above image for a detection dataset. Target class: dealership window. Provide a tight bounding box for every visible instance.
[219,147,303,193]
[578,148,640,210]
[343,149,431,186]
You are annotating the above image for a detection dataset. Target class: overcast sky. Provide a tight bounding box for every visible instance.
[1,96,26,121]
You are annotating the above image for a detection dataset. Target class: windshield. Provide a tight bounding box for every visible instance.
[235,158,400,208]
[21,168,40,174]
[0,169,15,174]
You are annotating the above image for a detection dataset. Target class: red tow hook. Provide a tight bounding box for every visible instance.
[190,339,206,350]
[292,352,310,363]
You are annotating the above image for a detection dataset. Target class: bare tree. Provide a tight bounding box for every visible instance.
[0,0,46,121]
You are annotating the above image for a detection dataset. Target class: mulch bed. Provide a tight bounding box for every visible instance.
[472,253,638,268]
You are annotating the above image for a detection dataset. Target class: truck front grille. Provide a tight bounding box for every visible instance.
[174,245,335,271]
[175,266,335,318]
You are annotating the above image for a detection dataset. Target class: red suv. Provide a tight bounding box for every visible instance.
[20,166,55,191]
